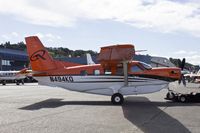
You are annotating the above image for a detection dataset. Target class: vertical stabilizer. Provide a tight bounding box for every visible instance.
[25,36,57,71]
[86,53,95,65]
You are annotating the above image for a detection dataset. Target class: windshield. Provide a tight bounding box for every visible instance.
[140,62,152,70]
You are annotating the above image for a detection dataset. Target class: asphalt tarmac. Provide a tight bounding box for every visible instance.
[0,82,200,133]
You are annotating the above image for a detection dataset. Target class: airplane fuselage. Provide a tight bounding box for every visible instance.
[35,75,169,96]
[0,71,26,80]
[33,62,180,96]
[0,70,29,85]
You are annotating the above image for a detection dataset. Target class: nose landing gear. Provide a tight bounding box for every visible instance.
[111,93,124,105]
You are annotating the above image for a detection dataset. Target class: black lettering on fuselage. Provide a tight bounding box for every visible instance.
[50,76,74,83]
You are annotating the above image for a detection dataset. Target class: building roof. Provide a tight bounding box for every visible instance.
[0,48,28,61]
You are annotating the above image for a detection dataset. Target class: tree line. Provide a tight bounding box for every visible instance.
[0,41,198,70]
[0,41,98,58]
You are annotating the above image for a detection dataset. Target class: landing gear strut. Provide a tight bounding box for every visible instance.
[111,93,124,105]
[15,80,20,85]
[2,80,6,85]
[166,91,175,100]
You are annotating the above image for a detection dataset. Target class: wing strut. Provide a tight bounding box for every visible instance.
[123,61,128,86]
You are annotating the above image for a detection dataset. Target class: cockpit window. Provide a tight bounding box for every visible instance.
[104,69,112,75]
[140,62,152,70]
[131,66,143,72]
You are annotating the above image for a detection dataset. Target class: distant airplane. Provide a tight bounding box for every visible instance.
[25,36,181,104]
[86,53,95,65]
[0,68,31,85]
[184,70,200,83]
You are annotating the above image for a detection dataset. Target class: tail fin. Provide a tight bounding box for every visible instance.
[25,36,57,71]
[86,53,95,65]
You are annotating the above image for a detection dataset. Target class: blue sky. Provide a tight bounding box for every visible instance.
[0,0,200,64]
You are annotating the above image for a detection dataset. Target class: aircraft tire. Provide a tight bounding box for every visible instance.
[179,95,187,103]
[16,81,20,85]
[21,80,24,85]
[166,92,175,100]
[111,93,124,105]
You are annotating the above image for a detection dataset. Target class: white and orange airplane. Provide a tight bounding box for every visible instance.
[25,36,181,104]
[184,70,200,83]
[0,68,31,85]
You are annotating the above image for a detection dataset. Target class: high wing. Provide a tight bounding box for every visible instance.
[25,36,181,104]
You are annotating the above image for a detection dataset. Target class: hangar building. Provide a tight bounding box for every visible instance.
[0,48,28,71]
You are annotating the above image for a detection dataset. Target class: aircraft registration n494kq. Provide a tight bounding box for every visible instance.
[25,36,181,104]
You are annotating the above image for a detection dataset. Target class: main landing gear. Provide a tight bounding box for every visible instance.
[111,93,124,105]
[15,80,24,85]
[2,80,6,85]
[110,61,127,105]
[166,91,175,101]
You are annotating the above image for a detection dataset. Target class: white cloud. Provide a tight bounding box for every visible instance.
[33,33,62,44]
[188,51,198,55]
[172,55,200,65]
[173,50,200,65]
[174,50,187,55]
[11,32,19,37]
[35,33,44,39]
[1,32,61,45]
[1,34,9,40]
[35,33,61,40]
[0,0,200,37]
[1,32,19,40]
[186,55,200,65]
[174,50,198,55]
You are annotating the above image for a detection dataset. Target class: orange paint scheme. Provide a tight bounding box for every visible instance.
[25,36,183,104]
[128,61,181,80]
[26,36,80,73]
[25,36,181,81]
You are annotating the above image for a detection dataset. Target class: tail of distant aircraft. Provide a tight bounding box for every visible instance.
[86,53,95,65]
[25,36,57,71]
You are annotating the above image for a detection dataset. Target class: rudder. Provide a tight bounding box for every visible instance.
[25,36,57,71]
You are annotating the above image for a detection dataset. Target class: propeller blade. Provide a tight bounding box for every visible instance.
[181,58,186,70]
[178,58,186,86]
[178,59,182,68]
[178,74,186,86]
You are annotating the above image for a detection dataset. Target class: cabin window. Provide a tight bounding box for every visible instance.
[131,66,143,72]
[116,67,123,75]
[80,70,87,76]
[140,62,152,70]
[94,70,100,75]
[104,69,111,75]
